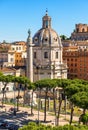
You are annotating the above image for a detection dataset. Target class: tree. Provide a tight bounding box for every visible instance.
[51,80,57,116]
[22,77,31,106]
[80,113,88,125]
[53,79,71,126]
[65,83,80,125]
[34,80,43,123]
[71,91,88,125]
[28,82,36,115]
[35,79,57,122]
[64,79,88,125]
[60,35,68,40]
[12,76,31,111]
[0,74,13,106]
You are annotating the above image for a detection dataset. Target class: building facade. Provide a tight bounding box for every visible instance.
[71,23,88,41]
[0,43,10,68]
[27,11,67,82]
[63,40,88,80]
[0,41,26,68]
[9,41,26,67]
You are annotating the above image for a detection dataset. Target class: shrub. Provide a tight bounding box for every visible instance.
[80,114,88,124]
[19,122,88,130]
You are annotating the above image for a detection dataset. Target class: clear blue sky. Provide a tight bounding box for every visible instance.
[0,0,88,42]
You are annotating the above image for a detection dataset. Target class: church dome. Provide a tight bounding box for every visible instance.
[33,11,62,47]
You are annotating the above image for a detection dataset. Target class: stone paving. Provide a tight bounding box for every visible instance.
[0,104,79,126]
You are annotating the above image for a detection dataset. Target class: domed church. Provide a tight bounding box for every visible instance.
[26,10,67,82]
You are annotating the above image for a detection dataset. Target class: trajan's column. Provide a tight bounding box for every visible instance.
[26,29,34,82]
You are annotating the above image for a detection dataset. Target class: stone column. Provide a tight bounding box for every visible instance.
[27,29,34,82]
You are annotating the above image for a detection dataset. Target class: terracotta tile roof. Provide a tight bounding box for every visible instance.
[0,67,16,72]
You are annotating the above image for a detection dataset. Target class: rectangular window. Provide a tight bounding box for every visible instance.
[10,58,13,62]
[16,47,18,50]
[19,47,21,50]
[44,52,48,58]
[56,52,58,59]
[75,63,77,67]
[12,48,15,50]
[34,52,36,58]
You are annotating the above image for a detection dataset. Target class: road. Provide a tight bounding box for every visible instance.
[0,91,79,126]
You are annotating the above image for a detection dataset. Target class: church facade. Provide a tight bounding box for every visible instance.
[26,11,67,82]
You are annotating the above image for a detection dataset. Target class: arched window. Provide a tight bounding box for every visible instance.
[82,28,85,32]
[76,28,79,32]
[44,52,48,58]
[87,27,88,32]
[45,38,48,42]
[34,37,38,42]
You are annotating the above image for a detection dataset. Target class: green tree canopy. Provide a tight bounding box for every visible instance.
[71,91,88,110]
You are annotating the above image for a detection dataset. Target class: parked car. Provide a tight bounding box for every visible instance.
[6,122,21,130]
[6,122,15,130]
[0,119,4,126]
[0,119,8,128]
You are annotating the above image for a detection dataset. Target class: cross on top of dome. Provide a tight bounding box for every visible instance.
[45,8,48,16]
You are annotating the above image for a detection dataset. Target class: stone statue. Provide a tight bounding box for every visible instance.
[28,29,31,37]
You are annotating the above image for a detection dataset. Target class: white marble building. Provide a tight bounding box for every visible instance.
[26,11,67,82]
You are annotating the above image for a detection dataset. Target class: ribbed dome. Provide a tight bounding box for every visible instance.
[33,11,62,47]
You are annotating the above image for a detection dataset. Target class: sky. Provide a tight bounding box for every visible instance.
[0,0,88,42]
